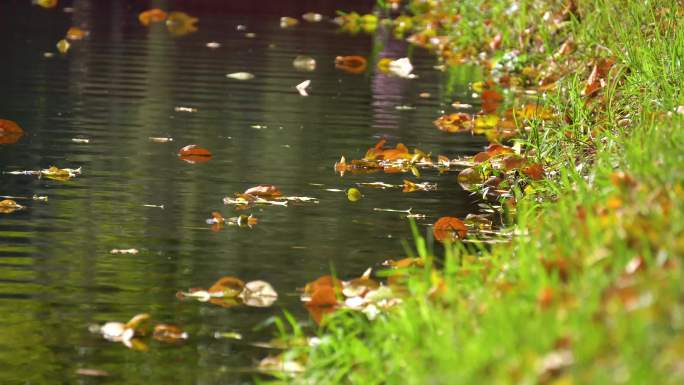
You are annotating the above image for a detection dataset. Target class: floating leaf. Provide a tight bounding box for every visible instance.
[149,136,173,143]
[0,199,24,214]
[110,248,139,254]
[75,369,110,377]
[226,72,254,80]
[302,12,323,22]
[388,57,414,78]
[307,285,339,307]
[208,276,245,298]
[178,145,211,163]
[244,185,282,198]
[153,324,188,342]
[293,55,316,71]
[0,119,24,144]
[66,27,87,40]
[166,12,198,36]
[280,16,299,28]
[346,187,362,202]
[34,0,57,8]
[433,216,467,241]
[240,280,278,307]
[295,80,311,96]
[42,166,81,181]
[335,55,367,74]
[402,179,437,192]
[56,39,70,54]
[138,8,168,26]
[457,167,483,190]
[433,113,472,133]
[474,114,499,129]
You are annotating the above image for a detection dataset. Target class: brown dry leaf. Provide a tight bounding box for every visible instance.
[244,185,282,198]
[208,276,245,297]
[139,8,168,26]
[364,139,410,161]
[304,275,342,295]
[481,89,503,113]
[581,58,615,97]
[178,144,211,163]
[433,216,467,242]
[308,286,339,307]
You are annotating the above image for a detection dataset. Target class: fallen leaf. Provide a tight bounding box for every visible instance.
[388,57,414,78]
[433,216,467,241]
[41,166,81,181]
[433,113,472,133]
[240,280,278,307]
[523,163,545,180]
[56,39,70,54]
[178,145,211,163]
[0,199,24,214]
[153,324,188,342]
[346,187,362,202]
[75,368,110,377]
[226,72,255,80]
[307,285,339,307]
[244,185,282,198]
[0,119,24,144]
[138,8,168,26]
[296,80,311,96]
[66,27,87,40]
[302,12,323,22]
[335,55,367,74]
[280,16,299,28]
[208,276,245,297]
[293,55,316,71]
[34,0,58,9]
[166,12,198,36]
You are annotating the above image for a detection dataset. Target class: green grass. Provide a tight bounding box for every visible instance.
[268,0,684,384]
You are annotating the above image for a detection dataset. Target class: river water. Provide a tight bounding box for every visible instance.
[0,1,486,383]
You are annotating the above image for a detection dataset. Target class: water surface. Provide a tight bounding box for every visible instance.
[0,1,486,383]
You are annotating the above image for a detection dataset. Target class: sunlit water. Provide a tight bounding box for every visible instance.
[0,1,487,384]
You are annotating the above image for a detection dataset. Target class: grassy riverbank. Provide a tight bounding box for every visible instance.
[273,0,684,384]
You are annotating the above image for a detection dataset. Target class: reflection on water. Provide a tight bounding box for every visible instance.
[0,1,486,383]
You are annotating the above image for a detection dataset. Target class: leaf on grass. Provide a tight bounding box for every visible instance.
[240,280,278,307]
[581,58,615,97]
[139,8,168,26]
[433,216,467,241]
[335,55,367,74]
[178,145,211,163]
[522,163,545,180]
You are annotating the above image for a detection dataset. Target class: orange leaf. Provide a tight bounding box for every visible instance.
[502,155,524,171]
[308,286,339,307]
[433,216,467,242]
[66,27,87,40]
[178,145,212,163]
[243,185,282,198]
[335,55,367,74]
[433,113,472,133]
[522,163,545,180]
[0,119,23,145]
[139,8,168,26]
[304,275,342,295]
[208,276,245,297]
[481,89,503,113]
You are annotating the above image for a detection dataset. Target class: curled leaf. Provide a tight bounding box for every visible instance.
[244,185,282,198]
[208,276,245,298]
